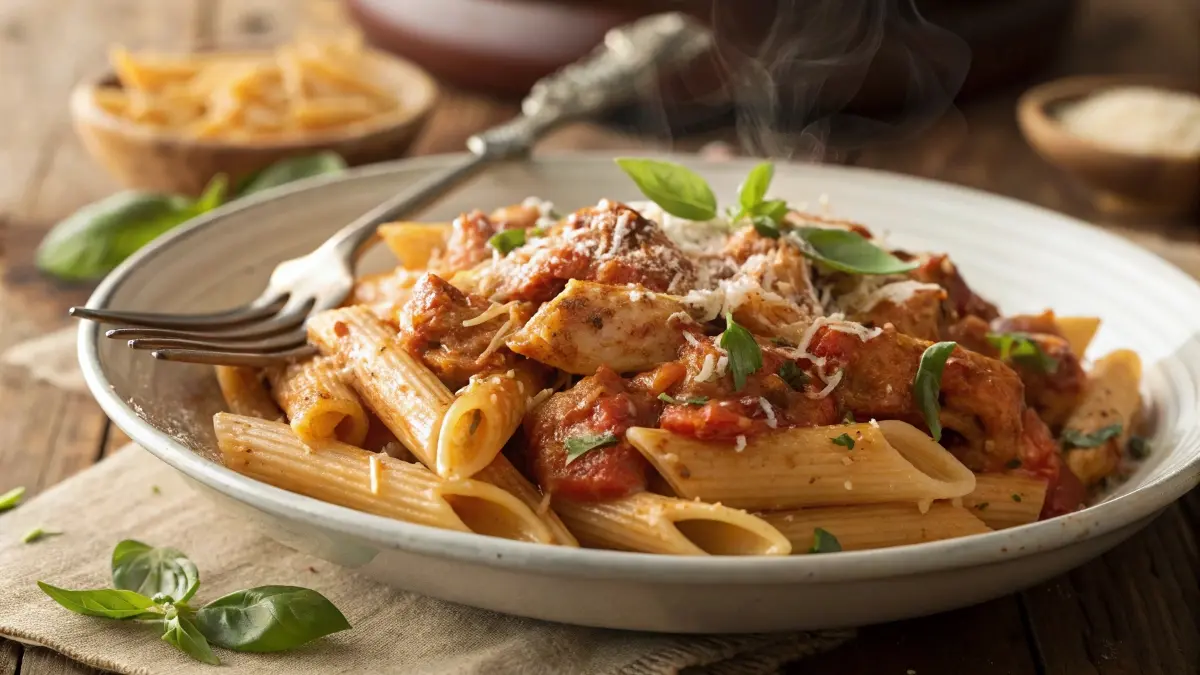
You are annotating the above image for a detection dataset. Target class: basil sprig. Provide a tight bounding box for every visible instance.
[787,227,918,276]
[564,433,620,465]
[488,228,527,255]
[914,341,957,442]
[733,162,773,220]
[719,312,763,391]
[38,540,349,665]
[615,158,717,220]
[986,332,1059,374]
[37,153,346,282]
[1061,423,1123,449]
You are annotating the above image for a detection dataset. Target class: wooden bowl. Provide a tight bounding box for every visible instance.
[69,49,439,196]
[1017,75,1200,218]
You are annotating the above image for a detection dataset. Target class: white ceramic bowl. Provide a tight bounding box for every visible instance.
[78,155,1200,633]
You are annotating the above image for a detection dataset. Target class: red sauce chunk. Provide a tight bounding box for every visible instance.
[1018,408,1087,518]
[523,367,653,501]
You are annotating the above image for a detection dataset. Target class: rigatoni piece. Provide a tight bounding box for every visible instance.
[214,366,283,420]
[377,222,450,269]
[1063,349,1142,486]
[264,356,368,446]
[437,363,543,479]
[308,306,453,464]
[761,502,992,552]
[960,473,1048,529]
[554,492,790,556]
[507,279,690,375]
[213,413,554,543]
[627,421,976,511]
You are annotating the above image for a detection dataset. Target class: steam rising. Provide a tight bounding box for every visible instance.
[709,0,970,160]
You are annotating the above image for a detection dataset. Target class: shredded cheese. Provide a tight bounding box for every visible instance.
[462,301,514,327]
[734,435,747,453]
[527,387,553,408]
[368,455,381,495]
[805,369,844,399]
[696,353,716,382]
[715,355,729,376]
[681,330,700,347]
[843,479,853,490]
[759,397,777,428]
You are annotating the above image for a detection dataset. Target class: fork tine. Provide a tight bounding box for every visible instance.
[126,332,309,353]
[106,299,314,342]
[70,296,286,329]
[151,345,317,367]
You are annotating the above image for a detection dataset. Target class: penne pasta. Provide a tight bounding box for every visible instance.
[473,456,579,547]
[264,356,369,446]
[1063,349,1142,486]
[377,222,451,269]
[437,363,543,479]
[1056,316,1101,356]
[760,502,992,552]
[627,421,976,510]
[960,473,1048,529]
[554,492,791,556]
[213,413,554,544]
[214,365,283,420]
[308,306,453,463]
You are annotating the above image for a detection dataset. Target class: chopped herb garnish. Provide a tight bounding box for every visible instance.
[719,312,763,392]
[0,486,25,512]
[752,199,790,222]
[809,528,842,554]
[151,485,161,495]
[22,527,61,544]
[1128,435,1151,460]
[914,342,957,442]
[1011,494,1022,502]
[986,332,1059,374]
[1062,424,1123,449]
[657,393,709,406]
[1005,458,1022,470]
[976,502,990,511]
[842,411,856,424]
[778,361,809,390]
[487,228,526,255]
[787,227,918,276]
[564,433,620,465]
[831,433,855,450]
[751,215,781,239]
[468,409,482,436]
[735,162,774,220]
[614,158,718,221]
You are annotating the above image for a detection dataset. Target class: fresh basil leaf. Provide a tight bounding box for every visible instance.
[1128,435,1151,460]
[720,312,763,391]
[809,528,842,554]
[986,332,1058,374]
[487,228,526,255]
[235,152,347,197]
[35,192,198,281]
[831,433,855,450]
[0,486,25,511]
[615,157,717,221]
[737,162,774,216]
[112,540,201,604]
[1062,423,1123,449]
[192,174,228,212]
[657,393,709,406]
[751,216,781,239]
[162,613,220,665]
[193,585,350,652]
[778,361,808,390]
[37,582,157,619]
[789,227,917,276]
[752,199,790,222]
[22,527,61,544]
[914,341,957,442]
[563,433,620,465]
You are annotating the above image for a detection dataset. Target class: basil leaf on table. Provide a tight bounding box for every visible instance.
[736,161,774,217]
[563,433,621,465]
[162,613,221,665]
[112,539,201,603]
[914,341,958,442]
[235,151,347,197]
[788,227,918,276]
[36,582,158,619]
[193,585,351,652]
[615,157,718,221]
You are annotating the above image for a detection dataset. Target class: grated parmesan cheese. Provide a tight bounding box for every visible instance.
[715,355,729,376]
[1058,86,1200,157]
[843,479,853,490]
[806,369,844,399]
[759,397,778,428]
[734,435,747,453]
[696,353,716,382]
[369,455,381,495]
[527,388,553,408]
[681,331,700,347]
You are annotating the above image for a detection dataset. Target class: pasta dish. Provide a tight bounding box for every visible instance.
[212,158,1145,556]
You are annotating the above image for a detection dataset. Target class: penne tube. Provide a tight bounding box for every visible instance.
[1055,316,1101,357]
[437,363,543,479]
[760,502,992,552]
[308,306,453,464]
[627,421,976,510]
[473,456,579,547]
[960,473,1048,529]
[214,366,283,421]
[377,222,451,269]
[213,413,553,544]
[265,356,369,446]
[554,492,790,556]
[1063,349,1142,486]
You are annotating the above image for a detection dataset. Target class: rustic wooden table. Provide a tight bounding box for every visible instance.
[0,1,1196,673]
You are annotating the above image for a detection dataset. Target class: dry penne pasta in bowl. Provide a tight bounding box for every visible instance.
[78,155,1200,632]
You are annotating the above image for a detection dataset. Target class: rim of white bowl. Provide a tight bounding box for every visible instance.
[78,153,1200,584]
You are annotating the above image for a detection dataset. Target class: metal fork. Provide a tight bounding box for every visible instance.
[69,13,712,367]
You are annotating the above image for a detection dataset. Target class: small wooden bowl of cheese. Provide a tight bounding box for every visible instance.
[70,37,438,196]
[1017,75,1200,217]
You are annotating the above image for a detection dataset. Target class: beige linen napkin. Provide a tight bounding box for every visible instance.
[0,446,852,674]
